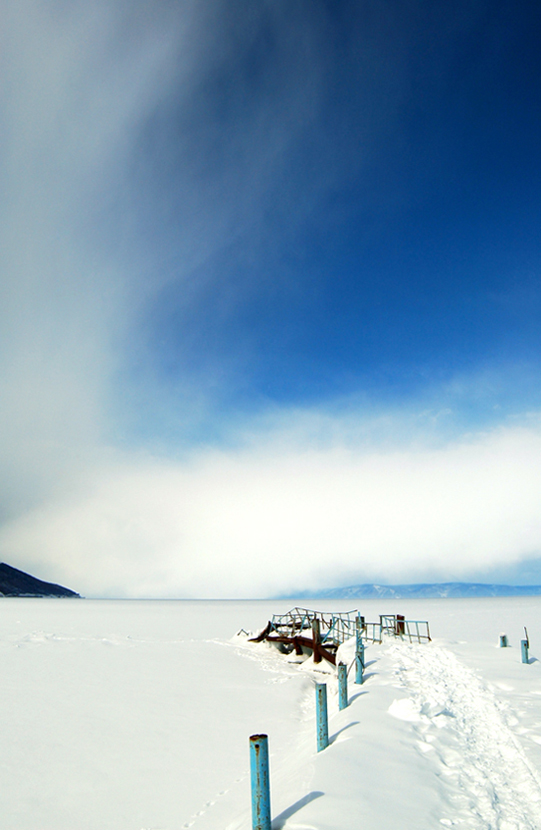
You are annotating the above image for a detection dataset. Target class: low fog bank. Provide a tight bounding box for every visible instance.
[1,417,541,598]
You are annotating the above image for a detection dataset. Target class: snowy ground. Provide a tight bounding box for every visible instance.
[0,597,540,829]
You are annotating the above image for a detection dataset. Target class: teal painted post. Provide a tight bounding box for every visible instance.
[521,639,529,664]
[355,627,364,685]
[250,734,271,830]
[338,662,348,710]
[316,683,329,752]
[499,634,508,648]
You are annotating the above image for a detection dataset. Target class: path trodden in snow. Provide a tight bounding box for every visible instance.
[388,642,541,829]
[222,634,541,830]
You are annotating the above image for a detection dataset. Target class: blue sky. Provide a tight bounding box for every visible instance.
[1,1,541,596]
[123,0,541,437]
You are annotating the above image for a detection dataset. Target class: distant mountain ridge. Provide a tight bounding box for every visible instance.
[0,563,80,598]
[285,582,541,600]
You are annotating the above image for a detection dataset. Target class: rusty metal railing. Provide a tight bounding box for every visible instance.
[250,607,431,663]
[361,622,382,643]
[268,607,360,648]
[402,619,431,643]
[359,615,431,644]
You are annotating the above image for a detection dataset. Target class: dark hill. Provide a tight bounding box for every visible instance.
[0,563,80,597]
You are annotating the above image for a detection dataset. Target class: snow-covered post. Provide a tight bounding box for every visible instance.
[355,627,364,685]
[250,734,271,830]
[521,639,529,664]
[338,662,348,710]
[316,683,329,751]
[499,634,508,647]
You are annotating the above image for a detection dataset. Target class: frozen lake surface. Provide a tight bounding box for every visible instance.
[1,596,541,829]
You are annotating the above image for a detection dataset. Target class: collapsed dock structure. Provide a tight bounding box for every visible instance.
[249,607,431,666]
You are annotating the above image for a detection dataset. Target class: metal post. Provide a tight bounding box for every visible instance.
[355,650,364,685]
[355,627,364,685]
[312,618,321,663]
[316,683,329,752]
[521,639,529,664]
[499,633,508,648]
[338,662,348,710]
[250,734,271,830]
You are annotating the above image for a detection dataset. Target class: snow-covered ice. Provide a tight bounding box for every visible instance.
[0,596,540,829]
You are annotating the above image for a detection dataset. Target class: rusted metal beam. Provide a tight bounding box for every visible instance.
[262,634,337,665]
[312,618,322,663]
[249,622,272,643]
[292,637,303,655]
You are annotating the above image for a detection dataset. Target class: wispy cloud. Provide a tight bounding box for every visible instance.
[0,2,333,510]
[0,2,186,517]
